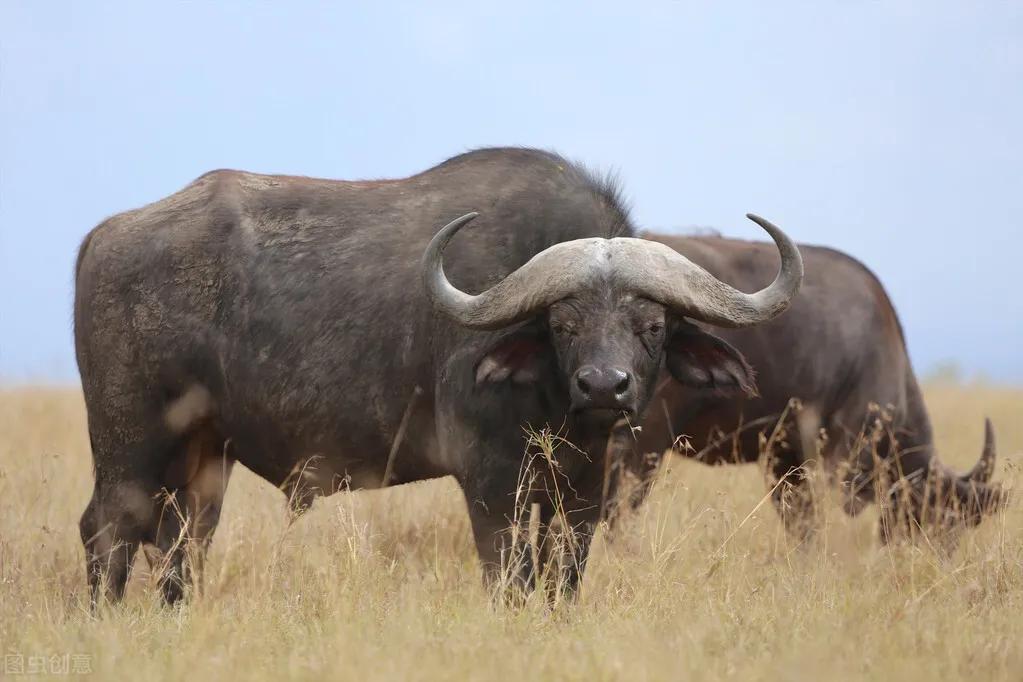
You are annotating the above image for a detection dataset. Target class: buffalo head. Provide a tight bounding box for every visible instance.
[422,212,803,424]
[881,419,1006,540]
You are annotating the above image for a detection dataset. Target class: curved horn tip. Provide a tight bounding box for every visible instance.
[448,211,480,228]
[744,212,804,305]
[744,213,791,243]
[427,212,481,252]
[745,213,775,228]
[965,417,997,484]
[421,212,483,313]
[982,417,996,460]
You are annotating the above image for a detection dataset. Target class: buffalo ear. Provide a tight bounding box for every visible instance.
[475,326,549,386]
[665,322,757,397]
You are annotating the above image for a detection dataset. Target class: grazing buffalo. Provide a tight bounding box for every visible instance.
[607,232,1003,541]
[74,148,802,605]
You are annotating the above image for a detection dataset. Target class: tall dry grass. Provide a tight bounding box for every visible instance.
[0,384,1021,681]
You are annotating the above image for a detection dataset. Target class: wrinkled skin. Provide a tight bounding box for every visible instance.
[607,233,1004,543]
[74,148,789,607]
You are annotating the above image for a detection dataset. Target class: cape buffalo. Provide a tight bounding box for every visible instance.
[607,232,1003,541]
[73,148,802,605]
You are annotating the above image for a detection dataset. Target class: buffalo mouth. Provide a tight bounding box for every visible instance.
[571,406,636,429]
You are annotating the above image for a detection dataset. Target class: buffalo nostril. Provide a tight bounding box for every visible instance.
[576,367,597,397]
[613,371,630,395]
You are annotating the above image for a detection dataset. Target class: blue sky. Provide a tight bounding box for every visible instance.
[1,2,1021,383]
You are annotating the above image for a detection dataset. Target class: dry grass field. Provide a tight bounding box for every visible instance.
[1,384,1021,681]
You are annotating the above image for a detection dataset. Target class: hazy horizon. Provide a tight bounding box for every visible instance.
[2,2,1021,384]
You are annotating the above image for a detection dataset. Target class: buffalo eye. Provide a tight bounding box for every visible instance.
[636,321,664,337]
[550,321,576,338]
[636,320,665,357]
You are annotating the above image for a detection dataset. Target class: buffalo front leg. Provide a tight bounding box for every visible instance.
[460,460,601,605]
[540,451,608,604]
[538,508,599,605]
[767,445,816,541]
[462,480,539,604]
[602,450,664,543]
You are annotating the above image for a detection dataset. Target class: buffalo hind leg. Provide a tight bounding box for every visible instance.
[80,413,184,607]
[80,471,162,607]
[151,425,234,604]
